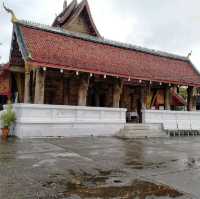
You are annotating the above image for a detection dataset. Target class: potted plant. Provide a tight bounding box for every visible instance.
[0,103,16,139]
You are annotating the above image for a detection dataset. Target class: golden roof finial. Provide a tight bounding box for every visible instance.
[3,2,18,23]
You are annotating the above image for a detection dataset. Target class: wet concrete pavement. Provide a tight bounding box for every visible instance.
[0,137,200,198]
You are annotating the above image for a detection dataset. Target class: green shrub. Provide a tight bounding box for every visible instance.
[0,103,16,129]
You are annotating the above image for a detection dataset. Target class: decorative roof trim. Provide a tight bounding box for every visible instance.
[3,2,18,23]
[27,60,200,87]
[13,24,32,61]
[16,19,189,62]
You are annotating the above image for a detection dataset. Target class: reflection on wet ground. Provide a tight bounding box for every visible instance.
[0,137,200,198]
[64,170,183,199]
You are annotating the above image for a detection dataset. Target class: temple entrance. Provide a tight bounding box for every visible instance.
[120,85,142,123]
[87,78,113,107]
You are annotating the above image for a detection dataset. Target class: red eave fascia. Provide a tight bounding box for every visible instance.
[27,60,200,88]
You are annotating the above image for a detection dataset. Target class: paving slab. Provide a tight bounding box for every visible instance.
[0,136,200,198]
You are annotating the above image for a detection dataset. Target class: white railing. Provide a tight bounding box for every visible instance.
[12,104,127,138]
[143,110,200,131]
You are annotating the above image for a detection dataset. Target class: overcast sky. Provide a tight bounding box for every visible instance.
[1,0,200,71]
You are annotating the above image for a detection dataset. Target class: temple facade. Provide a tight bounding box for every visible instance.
[3,0,200,123]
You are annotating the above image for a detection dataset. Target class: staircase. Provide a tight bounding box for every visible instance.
[117,123,168,139]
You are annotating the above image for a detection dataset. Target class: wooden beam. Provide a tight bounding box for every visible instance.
[24,63,31,103]
[140,86,146,110]
[15,73,24,103]
[187,86,193,111]
[164,86,171,110]
[10,66,25,73]
[34,68,45,104]
[112,79,123,108]
[78,74,90,106]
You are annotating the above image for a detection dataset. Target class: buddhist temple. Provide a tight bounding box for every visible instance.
[2,0,200,126]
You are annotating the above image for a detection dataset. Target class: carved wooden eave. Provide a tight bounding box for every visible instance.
[3,3,32,68]
[52,0,78,27]
[9,23,32,72]
[53,0,101,37]
[13,24,32,61]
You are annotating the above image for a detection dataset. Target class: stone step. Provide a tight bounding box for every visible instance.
[123,127,162,132]
[117,123,168,138]
[124,124,162,131]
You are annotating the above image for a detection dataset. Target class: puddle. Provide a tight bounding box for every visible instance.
[126,160,166,170]
[64,170,184,199]
[65,179,184,199]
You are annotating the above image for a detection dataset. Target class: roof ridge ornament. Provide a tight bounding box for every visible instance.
[187,50,192,59]
[3,2,18,23]
[63,1,68,10]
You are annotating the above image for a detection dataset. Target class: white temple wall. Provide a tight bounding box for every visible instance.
[143,110,200,131]
[10,104,126,138]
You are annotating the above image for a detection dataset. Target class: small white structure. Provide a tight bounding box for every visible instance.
[4,104,126,138]
[143,110,200,131]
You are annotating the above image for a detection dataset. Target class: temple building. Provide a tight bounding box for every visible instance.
[0,64,10,110]
[3,0,200,123]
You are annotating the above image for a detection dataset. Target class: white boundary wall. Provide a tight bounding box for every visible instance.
[8,104,126,138]
[143,110,200,131]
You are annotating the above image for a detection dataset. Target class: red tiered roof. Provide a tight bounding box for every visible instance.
[14,21,200,87]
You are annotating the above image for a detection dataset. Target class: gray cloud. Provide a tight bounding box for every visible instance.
[1,0,200,70]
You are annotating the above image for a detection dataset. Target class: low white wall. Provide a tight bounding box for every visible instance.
[143,110,200,131]
[11,104,126,138]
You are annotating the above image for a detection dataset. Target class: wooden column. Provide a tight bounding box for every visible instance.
[15,73,24,103]
[192,96,197,111]
[140,86,146,110]
[187,86,193,111]
[113,79,123,108]
[24,63,31,103]
[164,86,171,110]
[34,68,45,104]
[78,74,89,106]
